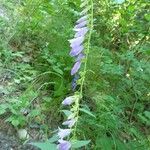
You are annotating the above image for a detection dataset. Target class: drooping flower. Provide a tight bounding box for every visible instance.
[69,45,84,57]
[58,128,71,139]
[57,139,71,150]
[69,36,84,48]
[76,15,88,24]
[71,61,81,75]
[69,9,89,79]
[62,119,76,128]
[62,96,75,106]
[74,27,89,38]
[74,20,87,29]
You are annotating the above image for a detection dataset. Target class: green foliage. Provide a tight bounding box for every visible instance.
[83,0,150,149]
[71,140,91,149]
[0,0,149,149]
[31,141,57,150]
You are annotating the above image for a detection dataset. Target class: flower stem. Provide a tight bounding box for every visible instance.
[73,0,94,138]
[80,0,94,95]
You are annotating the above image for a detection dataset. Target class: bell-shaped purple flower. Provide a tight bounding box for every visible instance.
[74,27,88,38]
[62,119,76,128]
[74,20,87,29]
[57,139,71,150]
[69,45,84,57]
[76,15,88,24]
[58,128,71,139]
[71,61,81,75]
[62,96,75,106]
[69,36,84,48]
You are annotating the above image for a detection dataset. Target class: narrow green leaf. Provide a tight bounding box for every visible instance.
[53,66,63,75]
[31,141,57,150]
[80,108,96,118]
[49,134,59,143]
[72,140,91,148]
[61,110,72,117]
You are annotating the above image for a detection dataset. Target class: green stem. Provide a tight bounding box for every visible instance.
[72,0,94,138]
[80,0,94,95]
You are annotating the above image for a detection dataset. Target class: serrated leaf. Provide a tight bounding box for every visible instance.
[80,108,96,118]
[72,140,90,148]
[31,141,57,150]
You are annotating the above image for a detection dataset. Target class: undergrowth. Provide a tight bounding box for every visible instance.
[0,0,149,149]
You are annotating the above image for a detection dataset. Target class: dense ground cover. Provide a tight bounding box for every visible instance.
[0,0,149,149]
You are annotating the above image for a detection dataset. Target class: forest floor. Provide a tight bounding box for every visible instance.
[0,67,39,150]
[0,5,38,149]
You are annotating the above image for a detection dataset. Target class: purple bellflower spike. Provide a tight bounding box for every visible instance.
[74,27,89,38]
[71,61,81,75]
[58,139,71,150]
[74,20,87,29]
[56,0,92,148]
[69,45,84,57]
[58,128,71,139]
[69,36,84,48]
[62,96,75,106]
[62,119,76,128]
[76,15,88,24]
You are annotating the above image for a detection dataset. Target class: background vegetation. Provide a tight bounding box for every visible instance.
[0,0,149,149]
